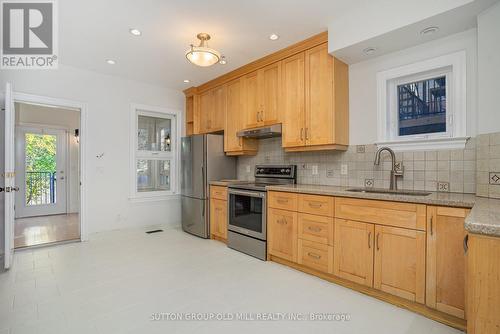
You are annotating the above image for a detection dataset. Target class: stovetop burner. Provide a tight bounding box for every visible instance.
[228,165,297,192]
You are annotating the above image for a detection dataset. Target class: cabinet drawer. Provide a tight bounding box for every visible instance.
[335,198,426,231]
[298,194,334,216]
[298,239,333,274]
[210,186,227,201]
[298,213,333,245]
[268,191,298,211]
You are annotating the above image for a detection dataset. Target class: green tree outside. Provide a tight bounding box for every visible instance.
[25,133,56,205]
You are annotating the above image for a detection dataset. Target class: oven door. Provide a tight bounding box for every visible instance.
[228,189,266,240]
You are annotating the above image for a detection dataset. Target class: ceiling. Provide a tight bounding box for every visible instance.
[58,0,366,90]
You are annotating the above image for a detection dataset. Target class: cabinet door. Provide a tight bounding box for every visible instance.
[243,71,261,129]
[281,53,305,148]
[261,62,281,125]
[210,198,227,240]
[374,225,426,303]
[268,208,298,262]
[199,90,213,133]
[333,219,374,287]
[225,79,243,152]
[427,206,469,319]
[212,85,226,131]
[305,43,333,146]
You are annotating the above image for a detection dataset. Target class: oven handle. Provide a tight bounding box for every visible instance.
[228,189,265,198]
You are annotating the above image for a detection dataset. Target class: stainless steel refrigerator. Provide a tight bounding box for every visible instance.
[181,134,236,238]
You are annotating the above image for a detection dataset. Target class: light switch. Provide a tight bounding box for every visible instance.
[245,165,251,173]
[312,165,318,175]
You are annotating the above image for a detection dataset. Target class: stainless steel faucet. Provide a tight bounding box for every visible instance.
[374,147,401,191]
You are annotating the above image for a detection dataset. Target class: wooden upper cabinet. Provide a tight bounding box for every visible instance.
[261,62,281,125]
[197,86,225,134]
[243,71,261,129]
[426,206,469,319]
[373,225,426,304]
[198,90,213,133]
[225,79,258,155]
[281,52,305,148]
[242,62,281,129]
[281,43,349,152]
[212,85,226,131]
[333,219,374,287]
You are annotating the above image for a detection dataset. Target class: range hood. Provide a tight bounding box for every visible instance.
[237,124,282,139]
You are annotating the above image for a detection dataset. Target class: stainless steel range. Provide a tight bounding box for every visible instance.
[227,165,297,260]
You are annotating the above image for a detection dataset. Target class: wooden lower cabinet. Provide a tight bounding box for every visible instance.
[373,225,426,303]
[298,213,333,245]
[426,206,469,319]
[298,239,333,274]
[268,208,298,262]
[467,233,500,334]
[210,198,227,241]
[333,219,374,287]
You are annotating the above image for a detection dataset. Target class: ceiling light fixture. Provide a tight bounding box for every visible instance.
[420,26,440,36]
[269,33,279,41]
[362,47,377,56]
[129,28,142,36]
[185,33,221,67]
[219,55,227,65]
[106,59,116,65]
[183,79,190,83]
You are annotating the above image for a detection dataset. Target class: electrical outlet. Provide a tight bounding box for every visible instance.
[341,164,348,175]
[245,165,251,173]
[490,172,500,185]
[356,145,366,153]
[312,165,319,175]
[437,182,450,192]
[365,179,374,188]
[326,169,335,178]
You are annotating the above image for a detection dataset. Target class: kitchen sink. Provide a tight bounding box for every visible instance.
[346,188,432,196]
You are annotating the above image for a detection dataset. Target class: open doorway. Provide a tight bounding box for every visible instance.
[13,102,80,248]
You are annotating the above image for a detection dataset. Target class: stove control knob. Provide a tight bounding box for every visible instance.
[281,169,285,173]
[286,169,290,173]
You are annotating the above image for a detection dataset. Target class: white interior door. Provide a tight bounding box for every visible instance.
[4,83,16,269]
[15,127,67,218]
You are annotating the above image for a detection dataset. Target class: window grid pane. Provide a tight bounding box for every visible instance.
[136,159,171,192]
[397,76,446,136]
[137,115,172,152]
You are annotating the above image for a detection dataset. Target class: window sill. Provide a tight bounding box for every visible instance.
[128,193,180,203]
[376,137,470,152]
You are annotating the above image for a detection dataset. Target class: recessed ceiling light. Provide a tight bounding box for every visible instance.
[106,59,116,65]
[219,55,227,65]
[269,33,279,41]
[362,47,377,56]
[420,26,439,36]
[129,28,142,36]
[183,79,190,83]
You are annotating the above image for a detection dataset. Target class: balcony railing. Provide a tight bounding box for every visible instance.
[26,171,56,206]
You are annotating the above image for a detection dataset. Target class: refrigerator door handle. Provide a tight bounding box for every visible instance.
[202,198,205,217]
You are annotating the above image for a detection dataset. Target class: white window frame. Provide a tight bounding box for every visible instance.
[129,103,181,201]
[376,51,468,151]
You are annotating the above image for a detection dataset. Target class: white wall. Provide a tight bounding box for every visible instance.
[348,29,477,145]
[0,64,184,238]
[477,2,500,135]
[15,103,81,213]
[328,0,472,53]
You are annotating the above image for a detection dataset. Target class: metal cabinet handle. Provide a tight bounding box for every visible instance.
[300,128,304,141]
[368,231,372,249]
[308,226,322,233]
[308,202,322,208]
[463,234,469,253]
[307,252,321,260]
[430,216,433,236]
[277,218,287,225]
[305,128,309,140]
[376,233,380,251]
[276,198,289,204]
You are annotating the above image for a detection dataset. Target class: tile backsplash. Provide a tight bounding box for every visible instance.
[476,133,500,198]
[237,137,477,194]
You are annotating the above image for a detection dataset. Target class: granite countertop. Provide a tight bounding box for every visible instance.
[209,180,249,186]
[265,184,500,238]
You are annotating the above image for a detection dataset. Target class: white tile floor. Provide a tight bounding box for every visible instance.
[0,226,463,334]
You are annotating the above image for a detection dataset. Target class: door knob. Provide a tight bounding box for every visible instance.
[12,186,19,191]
